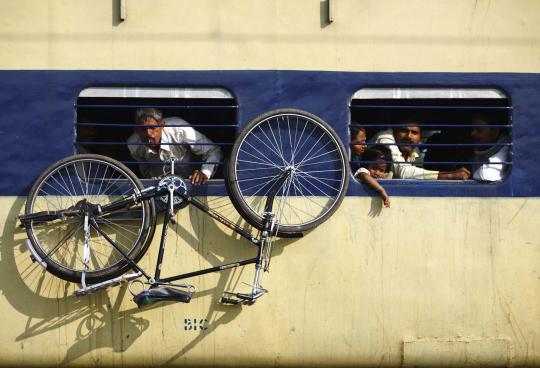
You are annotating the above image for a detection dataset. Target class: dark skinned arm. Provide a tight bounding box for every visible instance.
[357,172,391,208]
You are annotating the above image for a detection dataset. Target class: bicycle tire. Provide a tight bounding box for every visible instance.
[25,154,155,283]
[227,109,349,233]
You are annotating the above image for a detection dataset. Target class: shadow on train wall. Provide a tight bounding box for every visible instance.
[0,196,296,364]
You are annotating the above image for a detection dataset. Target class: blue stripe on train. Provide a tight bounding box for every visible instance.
[0,70,539,197]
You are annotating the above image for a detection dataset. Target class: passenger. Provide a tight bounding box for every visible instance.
[470,116,510,181]
[423,126,473,171]
[127,108,222,185]
[354,145,392,208]
[371,122,470,180]
[350,126,367,173]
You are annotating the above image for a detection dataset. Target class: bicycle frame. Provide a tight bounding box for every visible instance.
[21,168,299,304]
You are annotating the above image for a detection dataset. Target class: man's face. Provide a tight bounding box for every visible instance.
[394,125,421,156]
[471,121,500,144]
[137,118,164,146]
[351,129,367,156]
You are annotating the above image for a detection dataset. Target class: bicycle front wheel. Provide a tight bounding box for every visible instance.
[25,154,155,283]
[228,109,349,234]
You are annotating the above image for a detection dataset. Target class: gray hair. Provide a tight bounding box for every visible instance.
[135,108,163,123]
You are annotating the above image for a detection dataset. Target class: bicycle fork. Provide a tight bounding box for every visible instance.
[222,171,290,304]
[81,214,90,289]
[249,212,275,296]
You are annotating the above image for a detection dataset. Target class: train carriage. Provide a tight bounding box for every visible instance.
[0,1,539,366]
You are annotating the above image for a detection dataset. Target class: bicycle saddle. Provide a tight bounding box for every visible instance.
[133,287,192,308]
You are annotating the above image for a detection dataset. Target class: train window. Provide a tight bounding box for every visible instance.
[75,87,237,180]
[349,88,512,182]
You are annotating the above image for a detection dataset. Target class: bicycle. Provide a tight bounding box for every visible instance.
[18,109,350,307]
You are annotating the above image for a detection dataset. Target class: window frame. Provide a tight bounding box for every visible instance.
[348,87,513,191]
[75,86,238,182]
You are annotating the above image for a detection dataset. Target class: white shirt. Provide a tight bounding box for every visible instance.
[354,167,370,177]
[371,129,439,180]
[127,117,222,179]
[472,146,509,182]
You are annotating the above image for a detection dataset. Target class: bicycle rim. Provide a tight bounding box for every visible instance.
[229,110,349,233]
[25,154,151,283]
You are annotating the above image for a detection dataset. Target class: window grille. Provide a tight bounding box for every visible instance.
[75,87,238,180]
[349,88,512,181]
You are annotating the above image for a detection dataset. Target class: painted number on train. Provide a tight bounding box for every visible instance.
[184,318,208,331]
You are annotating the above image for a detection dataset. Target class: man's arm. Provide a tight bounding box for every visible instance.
[383,142,439,180]
[371,130,438,180]
[182,127,222,180]
[438,167,471,180]
[392,149,470,180]
[374,131,468,180]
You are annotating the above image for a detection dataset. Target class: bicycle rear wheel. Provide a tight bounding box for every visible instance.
[24,154,155,283]
[228,109,349,234]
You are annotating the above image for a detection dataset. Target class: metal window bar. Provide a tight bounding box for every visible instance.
[349,142,512,147]
[119,161,225,165]
[351,160,513,165]
[77,104,238,109]
[349,104,512,110]
[76,141,232,146]
[349,123,512,128]
[76,122,238,128]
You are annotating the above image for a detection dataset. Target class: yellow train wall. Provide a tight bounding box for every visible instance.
[1,196,539,366]
[0,0,539,73]
[1,0,540,366]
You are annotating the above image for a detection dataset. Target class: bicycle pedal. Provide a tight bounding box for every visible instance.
[221,297,243,305]
[221,290,266,305]
[220,294,255,305]
[133,287,192,308]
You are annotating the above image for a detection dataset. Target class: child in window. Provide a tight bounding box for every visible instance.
[354,145,392,208]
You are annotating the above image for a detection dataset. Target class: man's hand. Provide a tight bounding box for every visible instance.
[189,170,209,186]
[437,167,471,180]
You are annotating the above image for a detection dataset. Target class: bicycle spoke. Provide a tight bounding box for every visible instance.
[294,175,335,207]
[237,158,282,169]
[291,117,309,164]
[91,221,138,253]
[249,125,287,165]
[298,157,342,168]
[296,146,339,168]
[256,123,283,161]
[241,139,284,169]
[236,173,285,183]
[295,170,343,192]
[239,172,283,196]
[289,122,318,166]
[264,119,288,166]
[294,133,333,168]
[40,223,83,262]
